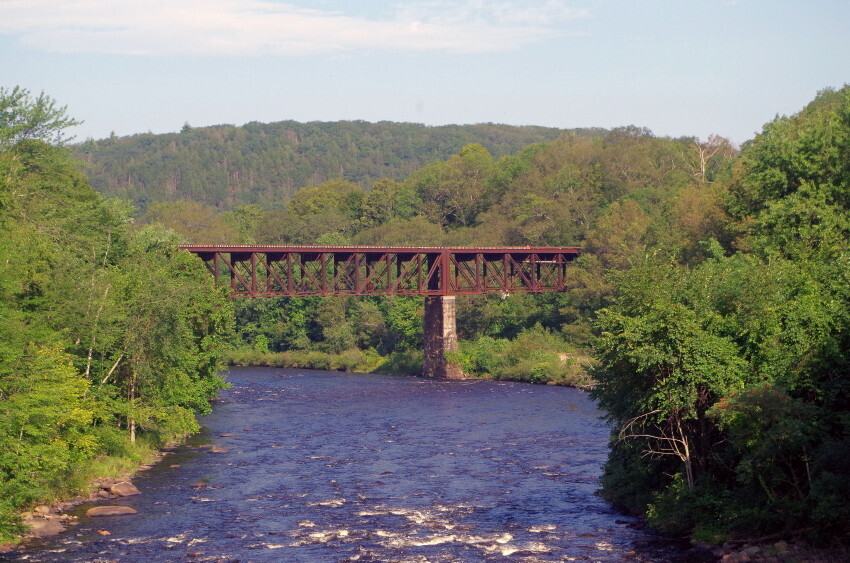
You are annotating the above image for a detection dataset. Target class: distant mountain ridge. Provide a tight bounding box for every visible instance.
[73,120,606,210]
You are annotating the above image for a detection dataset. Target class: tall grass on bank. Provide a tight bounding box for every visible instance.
[449,325,595,387]
[226,327,594,388]
[224,347,424,375]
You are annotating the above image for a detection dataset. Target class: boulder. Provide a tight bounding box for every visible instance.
[110,482,141,497]
[86,506,138,517]
[774,540,790,552]
[24,516,66,538]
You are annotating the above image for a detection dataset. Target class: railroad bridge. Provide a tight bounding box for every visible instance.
[180,245,580,378]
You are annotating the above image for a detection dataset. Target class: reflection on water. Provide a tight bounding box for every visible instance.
[13,368,683,562]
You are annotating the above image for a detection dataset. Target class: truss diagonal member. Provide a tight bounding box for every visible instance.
[391,254,423,294]
[297,254,325,295]
[361,253,392,293]
[330,253,358,293]
[483,256,505,290]
[424,253,444,294]
[200,258,216,276]
[450,254,479,291]
[507,254,534,290]
[529,253,540,290]
[219,252,258,297]
[264,254,291,296]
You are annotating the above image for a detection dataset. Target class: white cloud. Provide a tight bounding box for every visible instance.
[0,0,587,56]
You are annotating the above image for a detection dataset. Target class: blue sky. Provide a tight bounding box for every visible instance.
[2,0,848,145]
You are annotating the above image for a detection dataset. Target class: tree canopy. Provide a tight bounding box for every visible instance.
[0,87,232,541]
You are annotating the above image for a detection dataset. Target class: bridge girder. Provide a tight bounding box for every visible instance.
[179,245,581,298]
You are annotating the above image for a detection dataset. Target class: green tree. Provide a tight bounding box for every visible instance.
[410,143,495,228]
[0,86,81,149]
[142,200,239,244]
[110,227,233,441]
[729,86,850,260]
[0,89,234,540]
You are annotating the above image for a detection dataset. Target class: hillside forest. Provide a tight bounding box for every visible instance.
[1,84,849,545]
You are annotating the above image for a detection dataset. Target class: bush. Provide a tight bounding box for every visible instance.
[224,347,388,374]
[454,325,594,386]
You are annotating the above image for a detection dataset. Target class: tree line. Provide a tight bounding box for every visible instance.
[0,87,233,541]
[592,87,850,542]
[74,120,603,210]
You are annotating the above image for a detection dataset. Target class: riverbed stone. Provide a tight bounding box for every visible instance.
[23,516,66,538]
[86,506,138,517]
[208,446,229,453]
[110,481,141,496]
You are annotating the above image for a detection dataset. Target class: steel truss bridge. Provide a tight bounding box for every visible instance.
[179,245,581,298]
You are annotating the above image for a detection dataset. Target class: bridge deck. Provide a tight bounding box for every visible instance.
[180,245,581,298]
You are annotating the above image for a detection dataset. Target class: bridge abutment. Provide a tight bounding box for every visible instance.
[423,296,464,379]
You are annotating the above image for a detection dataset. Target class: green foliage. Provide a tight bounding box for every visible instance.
[0,347,97,510]
[384,297,424,351]
[75,121,575,210]
[712,385,821,511]
[226,347,385,373]
[141,200,239,243]
[454,325,593,386]
[593,87,850,543]
[729,86,850,261]
[0,86,81,149]
[0,88,233,540]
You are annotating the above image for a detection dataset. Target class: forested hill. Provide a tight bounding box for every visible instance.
[74,120,602,210]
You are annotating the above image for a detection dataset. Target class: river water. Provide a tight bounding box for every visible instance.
[13,368,685,562]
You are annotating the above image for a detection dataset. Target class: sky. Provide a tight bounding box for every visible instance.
[2,0,848,146]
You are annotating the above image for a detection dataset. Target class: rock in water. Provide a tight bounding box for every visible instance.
[24,518,66,538]
[86,506,138,517]
[110,481,141,496]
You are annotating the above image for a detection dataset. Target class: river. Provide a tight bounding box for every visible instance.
[13,367,686,562]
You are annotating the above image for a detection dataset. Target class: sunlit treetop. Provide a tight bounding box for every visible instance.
[0,86,81,150]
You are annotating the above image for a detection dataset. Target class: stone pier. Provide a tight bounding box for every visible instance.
[422,296,464,379]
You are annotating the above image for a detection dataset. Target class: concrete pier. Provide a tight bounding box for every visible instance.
[422,296,464,379]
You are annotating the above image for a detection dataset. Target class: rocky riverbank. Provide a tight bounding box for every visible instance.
[0,449,171,555]
[682,538,850,562]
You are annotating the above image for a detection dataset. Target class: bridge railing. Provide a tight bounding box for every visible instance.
[179,245,581,298]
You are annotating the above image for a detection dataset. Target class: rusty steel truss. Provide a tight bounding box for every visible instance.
[180,245,581,298]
